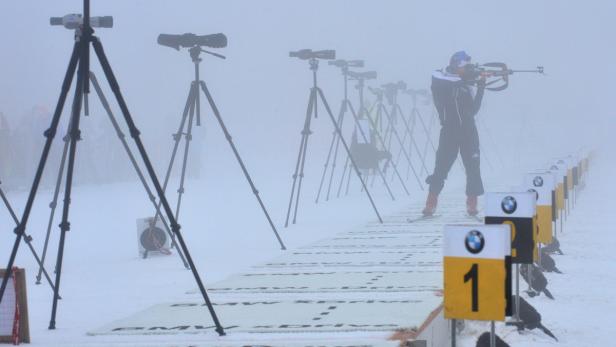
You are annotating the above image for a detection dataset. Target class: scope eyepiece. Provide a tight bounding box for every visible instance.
[289,49,336,60]
[157,33,228,50]
[50,14,113,29]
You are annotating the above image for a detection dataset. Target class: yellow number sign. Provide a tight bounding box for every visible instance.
[444,224,511,321]
[524,173,556,244]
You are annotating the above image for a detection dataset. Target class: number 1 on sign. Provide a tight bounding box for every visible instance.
[464,263,478,312]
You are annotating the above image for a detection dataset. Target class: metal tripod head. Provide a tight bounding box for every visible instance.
[348,70,377,119]
[50,8,113,117]
[188,45,226,62]
[382,81,406,106]
[289,49,336,73]
[328,59,364,102]
[157,34,227,126]
[289,49,336,120]
[328,59,364,74]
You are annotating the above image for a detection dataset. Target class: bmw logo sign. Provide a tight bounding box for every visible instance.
[533,176,544,187]
[465,229,485,254]
[528,188,539,200]
[501,196,517,214]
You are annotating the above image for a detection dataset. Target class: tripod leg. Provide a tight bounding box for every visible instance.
[402,106,430,176]
[414,107,437,153]
[389,106,427,187]
[50,40,89,329]
[291,89,316,225]
[0,42,79,306]
[199,81,285,249]
[391,111,410,182]
[336,155,349,198]
[347,102,398,199]
[325,102,347,201]
[405,107,418,180]
[285,89,315,227]
[316,88,383,223]
[0,183,57,294]
[157,83,197,205]
[421,110,437,175]
[93,38,225,336]
[316,100,345,203]
[36,123,70,284]
[373,105,413,194]
[89,72,189,268]
[344,158,353,195]
[174,93,196,221]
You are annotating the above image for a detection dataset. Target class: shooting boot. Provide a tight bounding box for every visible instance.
[422,192,438,216]
[467,195,479,216]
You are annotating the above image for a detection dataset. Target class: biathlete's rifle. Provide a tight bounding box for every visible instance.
[465,63,544,91]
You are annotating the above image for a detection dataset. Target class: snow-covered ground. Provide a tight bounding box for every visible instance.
[457,152,615,347]
[1,147,612,346]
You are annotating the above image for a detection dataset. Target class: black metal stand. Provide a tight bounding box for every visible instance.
[0,181,57,294]
[334,97,380,198]
[0,1,225,336]
[400,89,437,180]
[285,58,382,227]
[35,72,190,285]
[371,87,424,189]
[152,46,285,250]
[314,65,350,204]
[335,76,409,198]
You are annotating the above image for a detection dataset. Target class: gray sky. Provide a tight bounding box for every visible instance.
[0,0,613,170]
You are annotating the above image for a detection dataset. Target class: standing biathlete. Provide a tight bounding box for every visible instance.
[422,51,486,217]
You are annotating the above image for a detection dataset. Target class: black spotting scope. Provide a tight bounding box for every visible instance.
[328,59,364,68]
[157,33,228,50]
[289,49,336,60]
[347,70,377,80]
[50,14,113,29]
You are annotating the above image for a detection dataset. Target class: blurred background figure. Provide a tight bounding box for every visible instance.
[11,105,52,189]
[0,111,13,189]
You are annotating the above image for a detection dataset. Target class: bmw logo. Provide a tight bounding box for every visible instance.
[533,176,544,187]
[465,230,485,254]
[528,188,539,200]
[501,196,517,214]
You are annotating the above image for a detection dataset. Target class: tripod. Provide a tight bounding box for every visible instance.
[336,75,409,197]
[371,86,425,189]
[335,93,381,196]
[152,45,285,250]
[401,89,439,179]
[285,56,382,227]
[314,62,352,204]
[35,71,191,287]
[0,2,225,336]
[0,180,57,294]
[314,62,391,204]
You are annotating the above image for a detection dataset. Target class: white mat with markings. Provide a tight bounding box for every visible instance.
[89,202,474,344]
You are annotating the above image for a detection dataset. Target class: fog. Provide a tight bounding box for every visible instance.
[1,1,614,175]
[0,0,613,229]
[1,2,615,345]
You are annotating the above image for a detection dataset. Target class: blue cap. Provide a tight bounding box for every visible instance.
[449,51,471,68]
